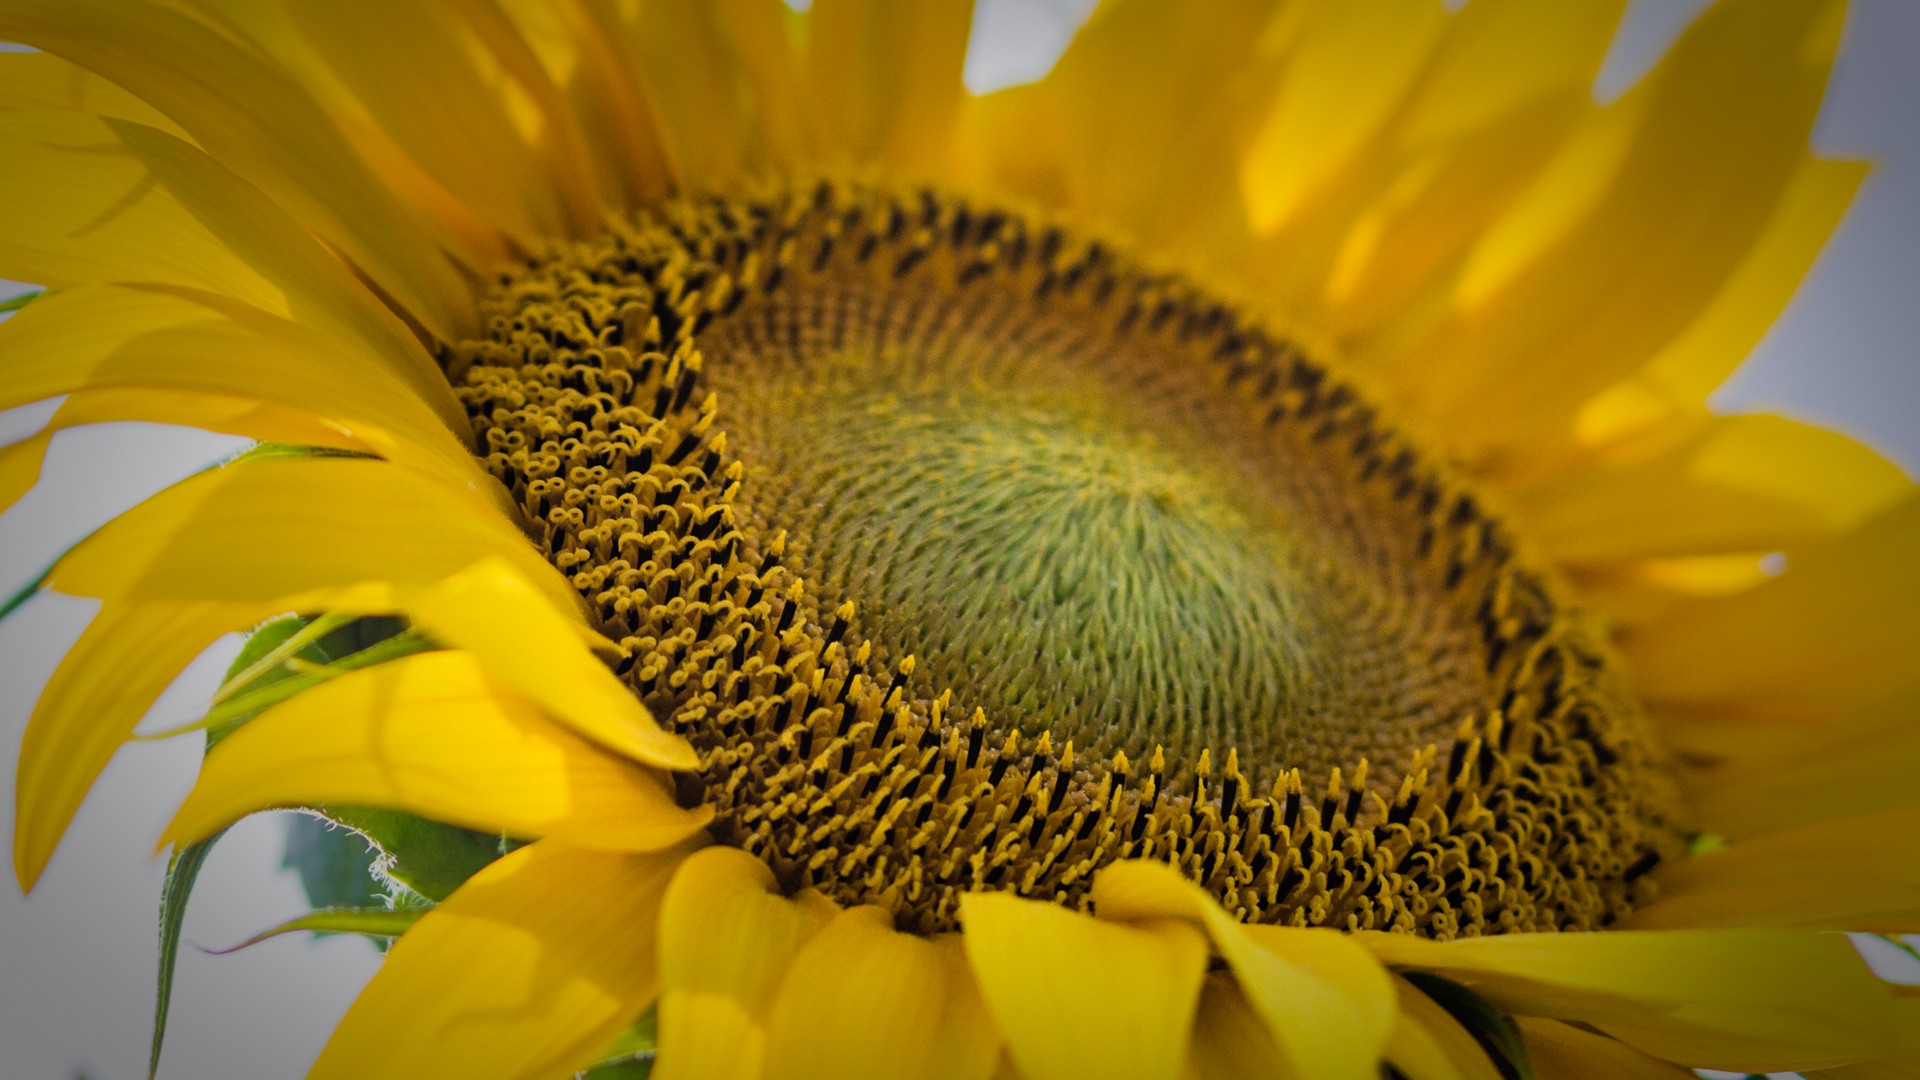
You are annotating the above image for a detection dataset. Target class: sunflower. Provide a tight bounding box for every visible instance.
[4,0,1917,1077]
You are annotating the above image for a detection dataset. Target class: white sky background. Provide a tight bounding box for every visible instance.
[2,1,1918,1077]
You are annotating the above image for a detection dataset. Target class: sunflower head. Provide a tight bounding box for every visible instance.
[1,1,1914,1078]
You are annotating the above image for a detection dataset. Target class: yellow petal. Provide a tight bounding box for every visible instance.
[1624,809,1920,933]
[1359,928,1894,1073]
[0,428,53,515]
[610,0,810,189]
[1310,0,1625,323]
[1391,0,1623,151]
[160,650,711,851]
[966,0,1281,259]
[763,906,950,1080]
[0,48,189,138]
[1407,0,1845,462]
[1188,973,1287,1080]
[0,1,476,338]
[1518,412,1911,562]
[654,846,835,1080]
[928,937,1001,1080]
[1629,492,1920,719]
[46,454,579,619]
[13,598,271,890]
[1515,1017,1694,1079]
[405,558,696,771]
[1241,0,1450,234]
[1383,973,1505,1080]
[279,1,573,247]
[1094,859,1394,1080]
[1640,155,1870,404]
[46,387,372,459]
[1684,695,1920,839]
[0,108,465,404]
[0,284,480,489]
[807,0,971,175]
[960,890,1207,1080]
[311,839,690,1079]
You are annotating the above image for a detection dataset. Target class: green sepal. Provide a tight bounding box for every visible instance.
[579,1009,657,1078]
[310,806,503,904]
[0,287,40,313]
[282,811,386,910]
[206,905,425,955]
[1400,971,1534,1080]
[150,828,229,1080]
[579,1061,652,1079]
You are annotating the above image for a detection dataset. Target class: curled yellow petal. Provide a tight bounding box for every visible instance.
[960,889,1207,1080]
[160,650,710,852]
[808,0,970,175]
[14,599,271,890]
[1384,973,1504,1080]
[0,284,480,489]
[311,839,690,1079]
[1359,928,1894,1073]
[0,1,477,338]
[1515,1017,1694,1079]
[1188,973,1287,1080]
[1624,808,1920,933]
[654,846,835,1080]
[46,454,578,618]
[405,558,696,770]
[1094,858,1395,1080]
[763,906,950,1080]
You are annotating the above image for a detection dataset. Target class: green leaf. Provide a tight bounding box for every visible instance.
[151,828,229,1080]
[1401,971,1534,1080]
[205,905,425,955]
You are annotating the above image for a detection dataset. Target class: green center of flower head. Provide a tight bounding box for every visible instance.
[445,182,1682,937]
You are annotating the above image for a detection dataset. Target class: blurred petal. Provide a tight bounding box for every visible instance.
[1360,928,1895,1072]
[1518,413,1910,562]
[14,599,269,889]
[406,558,697,770]
[0,0,478,337]
[1187,974,1287,1080]
[45,454,578,617]
[1515,1017,1694,1079]
[1095,859,1394,1080]
[809,0,971,174]
[311,839,688,1079]
[161,650,711,851]
[654,847,835,1080]
[1384,973,1505,1080]
[1629,493,1920,719]
[1401,0,1845,464]
[960,890,1207,1080]
[1625,809,1920,932]
[763,906,949,1080]
[0,48,189,137]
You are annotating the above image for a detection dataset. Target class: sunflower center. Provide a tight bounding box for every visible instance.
[726,356,1321,756]
[446,182,1681,936]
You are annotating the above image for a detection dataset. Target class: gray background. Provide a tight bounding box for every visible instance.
[2,1,1916,1076]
